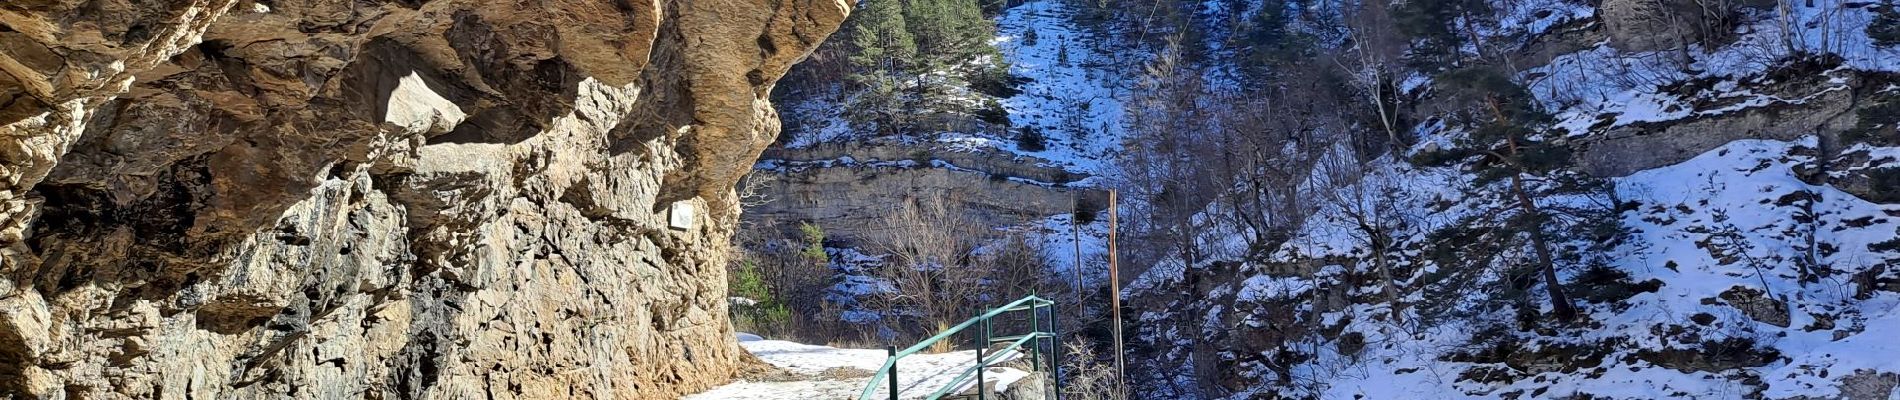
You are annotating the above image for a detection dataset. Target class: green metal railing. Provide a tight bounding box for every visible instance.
[858,295,1061,400]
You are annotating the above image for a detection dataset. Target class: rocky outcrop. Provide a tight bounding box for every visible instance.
[1715,286,1792,328]
[0,0,847,398]
[1598,0,1765,52]
[759,141,1092,187]
[1599,0,1692,52]
[1574,69,1870,178]
[745,140,1105,245]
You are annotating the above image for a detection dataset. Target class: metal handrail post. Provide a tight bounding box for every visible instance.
[888,346,900,400]
[1050,305,1061,400]
[858,296,1059,400]
[975,340,987,400]
[1030,305,1042,373]
[926,333,1042,399]
[983,316,993,347]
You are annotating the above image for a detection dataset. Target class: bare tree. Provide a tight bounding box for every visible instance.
[1338,0,1411,149]
[1059,338,1131,400]
[865,196,987,338]
[1120,35,1224,271]
[863,195,1048,342]
[1312,145,1421,325]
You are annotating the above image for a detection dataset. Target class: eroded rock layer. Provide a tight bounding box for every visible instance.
[0,0,847,398]
[746,140,1107,245]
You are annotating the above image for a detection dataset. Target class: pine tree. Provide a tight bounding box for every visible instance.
[907,0,992,69]
[1872,5,1900,47]
[846,0,918,135]
[799,222,829,268]
[904,0,998,121]
[841,0,1011,136]
[1391,0,1492,71]
[1438,66,1578,321]
[1240,0,1314,80]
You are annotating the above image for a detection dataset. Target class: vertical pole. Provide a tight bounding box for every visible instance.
[976,345,988,400]
[1050,304,1062,400]
[888,346,900,400]
[977,323,989,400]
[1108,190,1125,388]
[1067,192,1083,400]
[988,314,1003,346]
[1031,305,1042,373]
[1071,193,1085,320]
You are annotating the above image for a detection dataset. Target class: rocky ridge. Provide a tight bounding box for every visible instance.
[745,139,1106,245]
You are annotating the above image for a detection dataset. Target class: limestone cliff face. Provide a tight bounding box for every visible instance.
[745,140,1106,246]
[0,0,847,398]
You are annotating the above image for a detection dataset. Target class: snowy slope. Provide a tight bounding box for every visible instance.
[990,0,1133,176]
[1118,0,1900,395]
[777,0,1133,181]
[990,0,1133,294]
[1530,0,1900,136]
[1306,139,1900,399]
[1127,136,1900,399]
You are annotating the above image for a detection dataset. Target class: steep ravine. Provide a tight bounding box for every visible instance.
[0,0,847,398]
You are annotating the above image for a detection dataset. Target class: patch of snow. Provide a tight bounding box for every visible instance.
[1235,274,1316,303]
[690,335,1035,400]
[993,0,1132,178]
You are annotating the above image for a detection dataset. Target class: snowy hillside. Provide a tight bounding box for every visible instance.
[735,0,1126,344]
[994,0,1135,175]
[1116,0,1900,395]
[1150,138,1900,399]
[728,0,1900,397]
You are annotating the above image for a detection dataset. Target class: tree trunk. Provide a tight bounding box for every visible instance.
[1510,163,1576,321]
[1371,233,1405,324]
[1489,95,1577,321]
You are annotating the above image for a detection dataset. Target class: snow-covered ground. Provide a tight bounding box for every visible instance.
[781,0,1134,182]
[1129,136,1900,399]
[991,0,1132,176]
[689,334,1032,400]
[1285,137,1900,400]
[1529,0,1900,137]
[991,0,1130,293]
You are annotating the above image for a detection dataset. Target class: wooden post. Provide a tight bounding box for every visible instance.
[1071,193,1085,318]
[1107,190,1125,388]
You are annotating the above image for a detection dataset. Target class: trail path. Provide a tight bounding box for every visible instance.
[688,334,1030,399]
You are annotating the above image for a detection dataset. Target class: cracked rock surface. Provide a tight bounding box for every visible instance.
[0,0,847,398]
